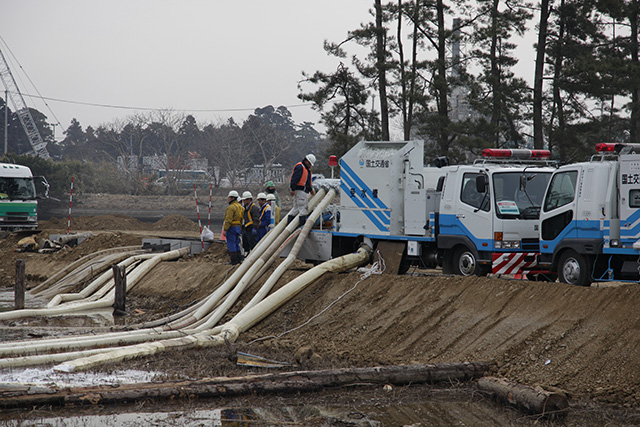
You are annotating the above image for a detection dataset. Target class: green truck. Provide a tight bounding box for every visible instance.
[0,162,48,231]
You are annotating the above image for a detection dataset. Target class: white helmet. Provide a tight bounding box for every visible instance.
[305,153,316,166]
[228,190,239,198]
[257,192,267,200]
[266,193,276,201]
[241,191,253,200]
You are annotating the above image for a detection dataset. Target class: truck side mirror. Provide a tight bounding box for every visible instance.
[475,175,486,193]
[433,156,449,168]
[35,176,50,199]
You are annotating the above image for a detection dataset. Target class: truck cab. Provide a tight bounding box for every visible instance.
[0,163,47,231]
[438,149,554,277]
[538,143,640,286]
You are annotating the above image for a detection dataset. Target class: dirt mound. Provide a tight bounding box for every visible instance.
[52,232,143,262]
[152,214,199,232]
[0,230,143,287]
[41,215,150,231]
[76,194,227,211]
[41,214,200,234]
[241,273,640,406]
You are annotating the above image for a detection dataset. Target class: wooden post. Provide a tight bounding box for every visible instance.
[112,264,126,316]
[477,376,569,418]
[14,259,25,310]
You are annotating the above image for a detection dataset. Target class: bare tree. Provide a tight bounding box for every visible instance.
[142,109,185,195]
[202,118,251,188]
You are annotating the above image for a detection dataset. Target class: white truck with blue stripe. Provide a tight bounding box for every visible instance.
[304,140,556,279]
[537,143,640,286]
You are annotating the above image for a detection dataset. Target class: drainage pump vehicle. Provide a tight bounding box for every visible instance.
[300,140,555,280]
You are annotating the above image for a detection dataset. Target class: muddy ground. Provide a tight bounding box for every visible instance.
[1,196,640,425]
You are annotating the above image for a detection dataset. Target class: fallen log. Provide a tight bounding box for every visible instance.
[0,361,494,408]
[477,376,569,418]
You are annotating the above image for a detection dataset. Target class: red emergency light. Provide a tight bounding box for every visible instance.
[329,155,338,167]
[595,143,616,152]
[482,148,551,159]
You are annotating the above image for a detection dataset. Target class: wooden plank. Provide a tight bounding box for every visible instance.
[374,240,406,275]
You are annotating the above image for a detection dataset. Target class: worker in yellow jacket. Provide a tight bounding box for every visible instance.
[223,190,244,265]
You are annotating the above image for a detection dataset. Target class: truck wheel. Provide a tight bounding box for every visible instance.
[453,247,479,276]
[558,250,591,286]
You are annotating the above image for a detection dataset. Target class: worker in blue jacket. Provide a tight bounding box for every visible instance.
[256,192,271,242]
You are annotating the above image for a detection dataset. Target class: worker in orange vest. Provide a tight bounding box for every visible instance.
[287,154,316,226]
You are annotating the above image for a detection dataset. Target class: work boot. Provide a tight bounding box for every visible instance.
[232,252,242,265]
[286,215,295,225]
[227,252,239,265]
[298,215,307,227]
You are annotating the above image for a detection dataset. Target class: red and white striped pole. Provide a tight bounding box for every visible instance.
[207,183,213,228]
[193,184,204,249]
[67,176,74,234]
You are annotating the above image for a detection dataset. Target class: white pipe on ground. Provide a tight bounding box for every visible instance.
[53,245,371,372]
[191,189,335,331]
[30,246,143,295]
[236,189,336,317]
[0,248,187,322]
[168,190,326,330]
[0,189,339,369]
[47,255,145,307]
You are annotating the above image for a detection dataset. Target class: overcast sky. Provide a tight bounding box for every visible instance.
[1,1,537,140]
[1,0,376,138]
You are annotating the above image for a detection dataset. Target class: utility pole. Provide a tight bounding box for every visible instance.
[3,89,7,155]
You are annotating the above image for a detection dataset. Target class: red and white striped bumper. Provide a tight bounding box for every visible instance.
[492,252,539,275]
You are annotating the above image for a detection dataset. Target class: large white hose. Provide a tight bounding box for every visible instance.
[167,190,327,330]
[29,245,143,295]
[53,245,371,372]
[0,248,187,322]
[47,256,144,307]
[0,188,345,370]
[237,189,337,316]
[0,195,318,360]
[190,189,336,331]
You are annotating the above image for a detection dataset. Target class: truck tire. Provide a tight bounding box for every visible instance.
[453,246,480,276]
[558,250,591,287]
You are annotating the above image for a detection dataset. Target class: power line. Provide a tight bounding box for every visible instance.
[16,92,316,114]
[0,35,64,130]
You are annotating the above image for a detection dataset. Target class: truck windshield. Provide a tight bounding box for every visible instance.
[0,177,36,201]
[492,171,552,219]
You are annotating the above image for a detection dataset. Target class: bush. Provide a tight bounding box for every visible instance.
[0,155,129,197]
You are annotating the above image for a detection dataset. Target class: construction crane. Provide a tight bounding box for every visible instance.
[0,47,50,159]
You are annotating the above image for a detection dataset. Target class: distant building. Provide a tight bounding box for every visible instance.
[246,164,285,185]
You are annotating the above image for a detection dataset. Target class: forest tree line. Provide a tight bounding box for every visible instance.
[0,104,321,196]
[299,0,640,163]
